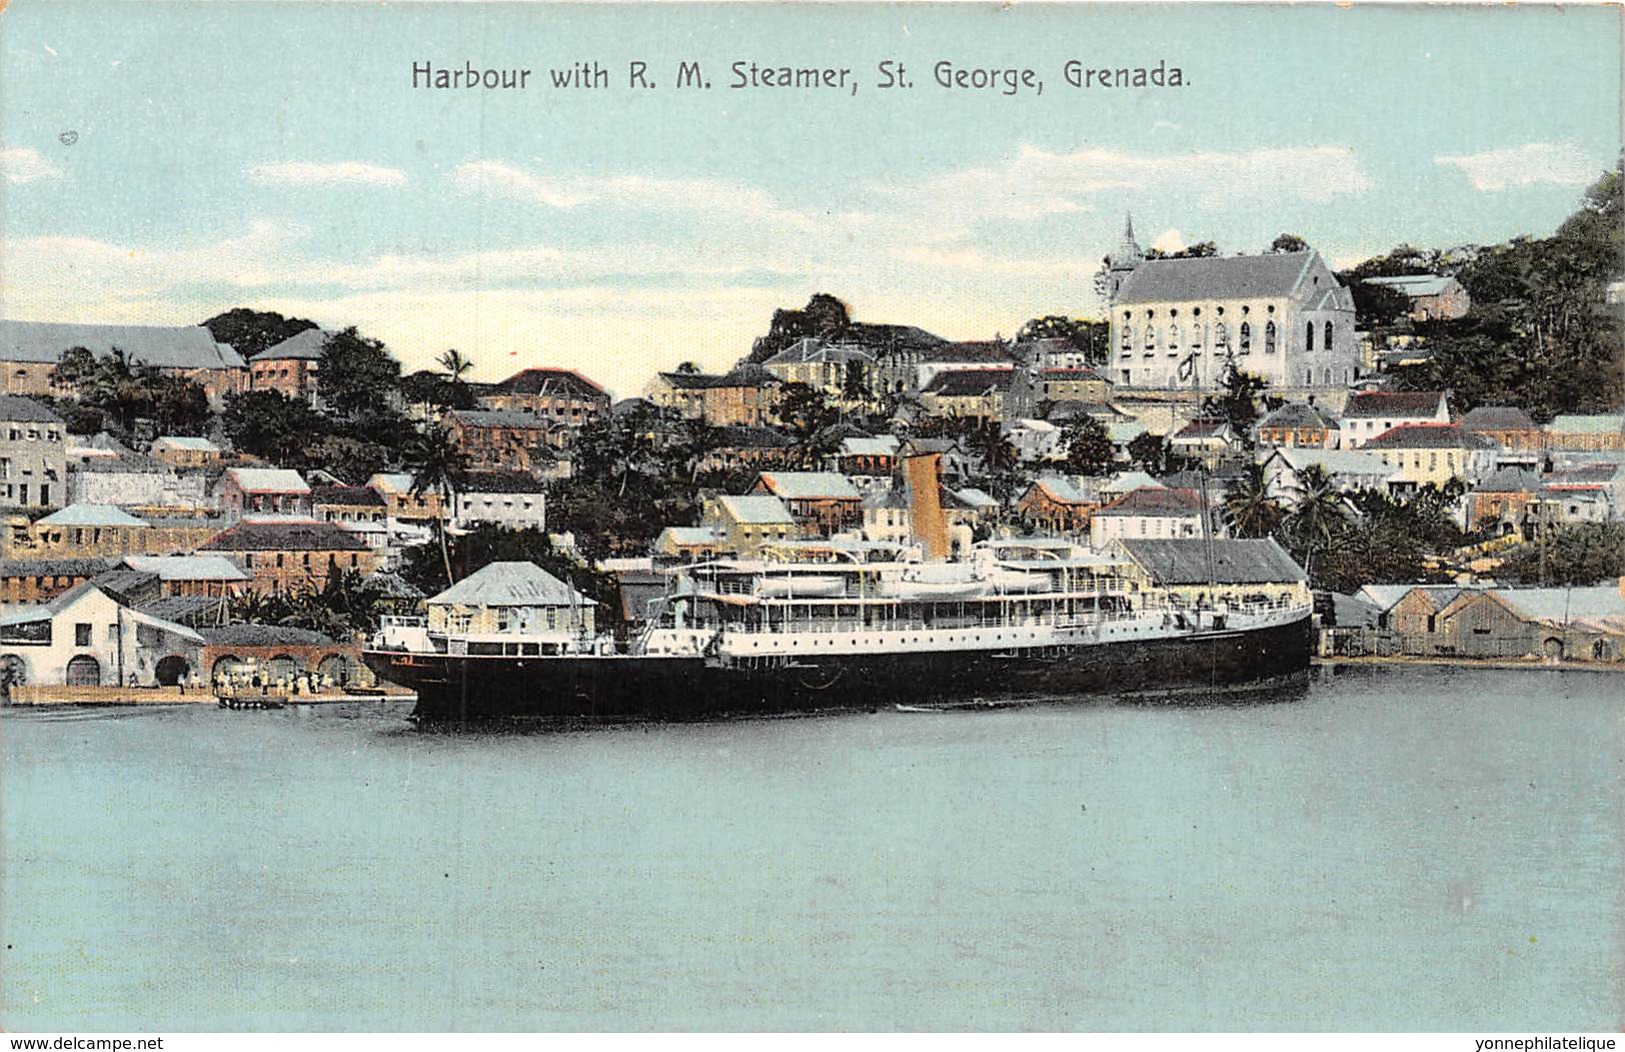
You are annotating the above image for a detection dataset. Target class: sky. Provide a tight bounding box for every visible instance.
[1,2,1620,399]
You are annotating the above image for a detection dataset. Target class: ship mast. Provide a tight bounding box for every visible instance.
[1198,467,1218,617]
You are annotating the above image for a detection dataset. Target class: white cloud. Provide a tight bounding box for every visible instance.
[451,161,589,208]
[1433,143,1597,192]
[886,144,1372,234]
[276,241,820,291]
[0,221,306,317]
[1,146,63,184]
[1150,228,1186,254]
[247,161,407,187]
[885,244,1100,282]
[451,160,832,232]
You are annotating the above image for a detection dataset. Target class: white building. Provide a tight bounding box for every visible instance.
[1258,447,1393,506]
[453,472,548,531]
[0,580,203,687]
[424,561,596,646]
[1004,418,1063,463]
[1340,390,1450,448]
[1104,220,1360,396]
[1090,486,1207,549]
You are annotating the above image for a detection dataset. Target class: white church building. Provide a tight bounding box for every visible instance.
[1103,218,1362,400]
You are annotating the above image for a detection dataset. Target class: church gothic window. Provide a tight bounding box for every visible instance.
[1169,325,1181,353]
[1265,322,1277,353]
[1305,321,1315,353]
[1216,322,1229,348]
[1239,323,1251,353]
[1324,320,1334,350]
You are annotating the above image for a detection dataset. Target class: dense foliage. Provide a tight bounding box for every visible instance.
[1016,316,1109,366]
[227,570,396,639]
[1495,523,1625,588]
[53,346,212,440]
[747,293,853,364]
[1350,165,1624,419]
[202,308,318,359]
[1062,416,1114,475]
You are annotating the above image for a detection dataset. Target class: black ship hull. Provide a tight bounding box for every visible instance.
[365,614,1314,722]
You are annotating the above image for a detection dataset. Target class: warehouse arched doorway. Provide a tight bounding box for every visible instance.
[264,654,301,682]
[66,655,103,687]
[155,655,190,687]
[317,653,357,689]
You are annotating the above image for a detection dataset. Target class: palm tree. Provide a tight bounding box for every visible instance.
[1284,465,1349,581]
[1223,463,1284,539]
[970,420,1019,475]
[435,348,475,410]
[437,348,473,385]
[404,424,470,586]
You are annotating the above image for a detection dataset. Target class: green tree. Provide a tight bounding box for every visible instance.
[574,408,658,496]
[222,390,329,465]
[203,308,318,359]
[748,293,852,364]
[1062,415,1115,476]
[1016,316,1111,366]
[1223,463,1284,539]
[52,346,100,389]
[1336,276,1413,330]
[1269,233,1310,254]
[967,421,1018,475]
[1316,516,1432,594]
[1497,522,1625,587]
[435,348,477,410]
[1202,367,1267,444]
[776,382,837,440]
[149,376,212,436]
[53,345,212,439]
[1146,241,1219,260]
[319,327,401,419]
[404,424,469,587]
[1126,431,1169,474]
[1281,466,1350,581]
[306,434,392,485]
[842,360,870,403]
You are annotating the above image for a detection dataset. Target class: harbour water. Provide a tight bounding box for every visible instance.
[2,666,1619,1031]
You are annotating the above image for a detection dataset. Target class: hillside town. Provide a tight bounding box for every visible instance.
[1,170,1622,701]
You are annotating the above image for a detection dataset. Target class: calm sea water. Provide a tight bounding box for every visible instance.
[2,666,1620,1032]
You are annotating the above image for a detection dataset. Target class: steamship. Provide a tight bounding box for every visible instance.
[363,533,1315,722]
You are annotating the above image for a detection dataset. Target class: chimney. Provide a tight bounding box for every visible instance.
[904,451,951,561]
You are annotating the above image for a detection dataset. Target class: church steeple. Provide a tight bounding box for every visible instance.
[1116,212,1142,264]
[1103,211,1144,303]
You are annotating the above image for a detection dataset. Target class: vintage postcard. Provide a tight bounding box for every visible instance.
[1,0,1621,1037]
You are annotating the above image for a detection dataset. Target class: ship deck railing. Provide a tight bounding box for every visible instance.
[716,599,1307,637]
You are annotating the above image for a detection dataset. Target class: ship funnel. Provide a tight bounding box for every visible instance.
[904,451,951,562]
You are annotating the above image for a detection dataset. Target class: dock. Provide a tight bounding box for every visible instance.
[3,684,416,708]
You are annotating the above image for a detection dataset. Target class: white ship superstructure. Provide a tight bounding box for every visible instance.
[670,539,1312,668]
